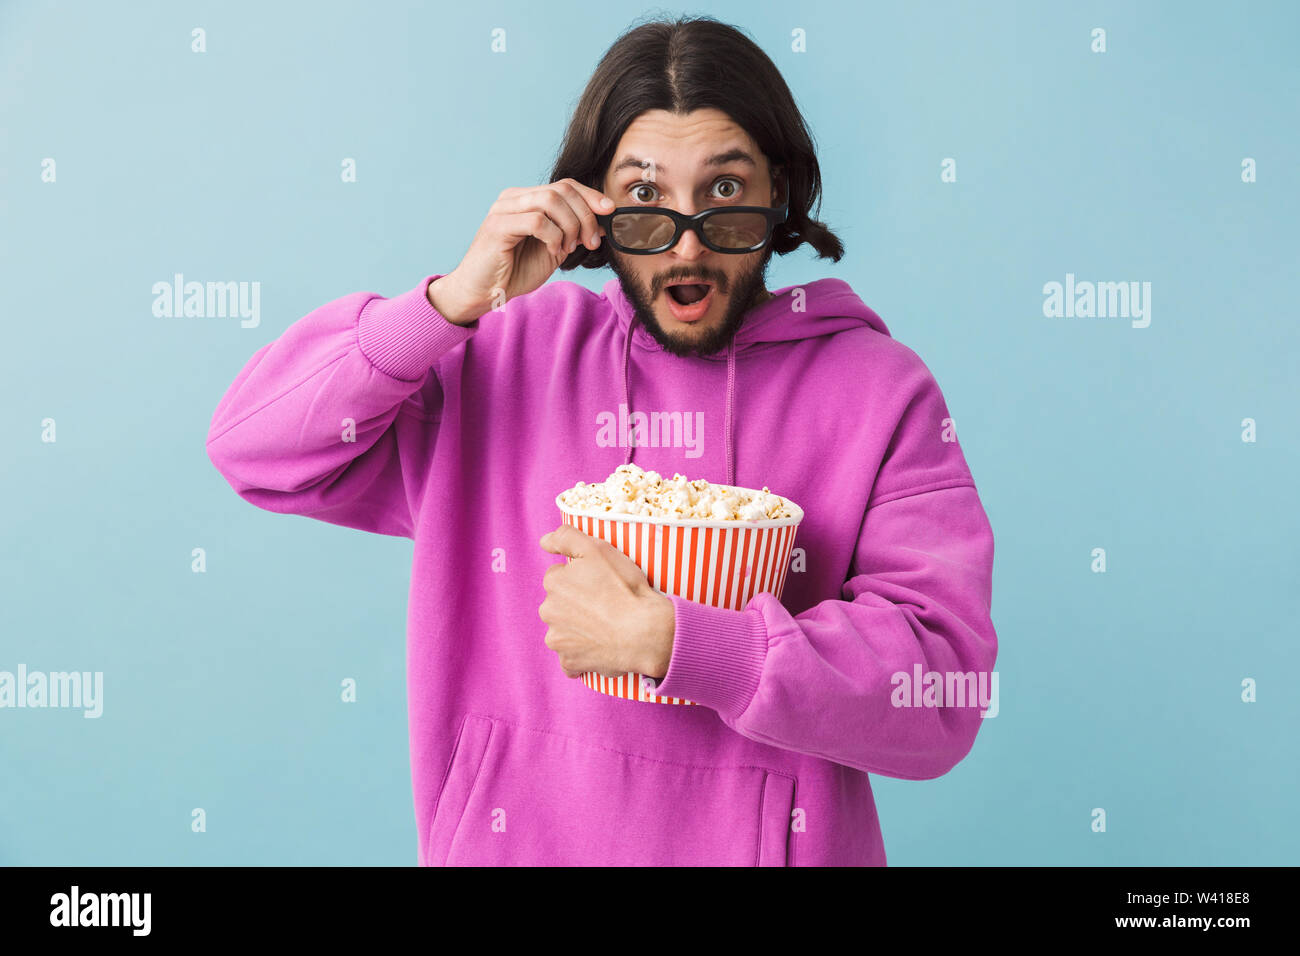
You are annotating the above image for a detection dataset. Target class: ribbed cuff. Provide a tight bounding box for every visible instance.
[653,595,769,718]
[356,274,476,381]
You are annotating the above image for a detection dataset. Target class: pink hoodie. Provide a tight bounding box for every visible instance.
[206,272,997,865]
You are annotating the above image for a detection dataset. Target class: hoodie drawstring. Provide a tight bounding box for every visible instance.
[621,311,637,468]
[723,335,736,487]
[620,314,738,487]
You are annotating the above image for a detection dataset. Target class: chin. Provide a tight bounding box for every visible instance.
[660,308,720,331]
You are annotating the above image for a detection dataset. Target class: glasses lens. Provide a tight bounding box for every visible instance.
[611,212,677,250]
[702,211,770,250]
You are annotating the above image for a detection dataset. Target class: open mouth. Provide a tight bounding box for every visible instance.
[662,280,718,323]
[665,282,713,306]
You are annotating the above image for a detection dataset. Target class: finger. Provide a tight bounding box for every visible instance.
[559,177,617,221]
[539,523,590,559]
[501,187,584,256]
[493,209,567,261]
[552,180,610,250]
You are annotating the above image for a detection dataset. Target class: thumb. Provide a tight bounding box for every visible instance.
[539,523,592,559]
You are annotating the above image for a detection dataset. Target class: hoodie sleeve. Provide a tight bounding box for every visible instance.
[206,274,474,539]
[650,365,997,780]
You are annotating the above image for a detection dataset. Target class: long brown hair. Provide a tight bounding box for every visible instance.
[550,14,844,271]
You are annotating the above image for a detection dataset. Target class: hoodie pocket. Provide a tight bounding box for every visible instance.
[425,714,494,867]
[427,714,797,866]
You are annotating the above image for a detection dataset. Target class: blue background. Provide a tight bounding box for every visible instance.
[2,0,1296,865]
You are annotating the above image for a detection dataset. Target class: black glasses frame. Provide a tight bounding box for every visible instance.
[594,202,789,255]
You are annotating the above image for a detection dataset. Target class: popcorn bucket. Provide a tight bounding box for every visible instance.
[555,494,804,705]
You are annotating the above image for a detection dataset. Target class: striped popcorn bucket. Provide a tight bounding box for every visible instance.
[555,493,804,705]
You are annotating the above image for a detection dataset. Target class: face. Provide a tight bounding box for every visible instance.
[600,108,781,358]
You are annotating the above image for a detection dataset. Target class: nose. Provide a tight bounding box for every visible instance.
[669,209,707,261]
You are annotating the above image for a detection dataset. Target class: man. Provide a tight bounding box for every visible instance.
[207,15,997,866]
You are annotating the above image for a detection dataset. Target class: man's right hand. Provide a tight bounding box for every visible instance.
[427,178,615,326]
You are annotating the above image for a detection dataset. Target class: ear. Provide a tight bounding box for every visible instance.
[770,165,785,204]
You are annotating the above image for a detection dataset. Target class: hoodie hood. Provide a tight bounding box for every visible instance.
[602,277,891,486]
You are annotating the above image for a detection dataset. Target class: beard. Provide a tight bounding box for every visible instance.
[607,245,774,358]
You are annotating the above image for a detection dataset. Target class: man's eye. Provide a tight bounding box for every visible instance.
[631,183,659,203]
[712,177,743,199]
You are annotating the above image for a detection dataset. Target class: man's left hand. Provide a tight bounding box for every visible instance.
[538,524,675,680]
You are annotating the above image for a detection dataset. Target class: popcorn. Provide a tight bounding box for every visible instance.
[559,464,795,521]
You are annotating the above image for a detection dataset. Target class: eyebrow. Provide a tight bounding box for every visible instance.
[610,148,758,178]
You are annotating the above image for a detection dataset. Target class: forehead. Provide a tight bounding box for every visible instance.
[607,108,763,180]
